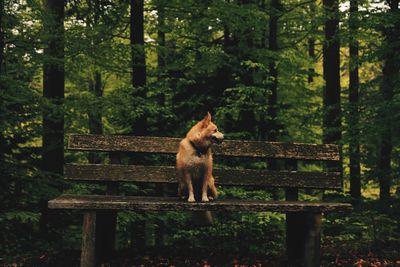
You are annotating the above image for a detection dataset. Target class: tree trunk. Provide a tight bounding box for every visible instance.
[86,1,117,262]
[41,0,64,234]
[378,0,399,201]
[157,2,165,74]
[322,0,341,177]
[308,1,316,84]
[267,0,281,200]
[88,72,117,264]
[130,0,147,252]
[0,0,4,159]
[88,72,103,163]
[0,0,4,76]
[155,1,166,247]
[42,0,64,173]
[130,0,147,136]
[267,0,279,143]
[349,0,361,200]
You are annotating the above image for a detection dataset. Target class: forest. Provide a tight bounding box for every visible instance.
[0,0,399,266]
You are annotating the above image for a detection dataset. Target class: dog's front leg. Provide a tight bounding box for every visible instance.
[201,175,210,202]
[184,171,195,202]
[208,175,218,200]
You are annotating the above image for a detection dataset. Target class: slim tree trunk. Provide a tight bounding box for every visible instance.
[155,0,166,247]
[130,0,147,136]
[322,0,341,144]
[41,0,64,233]
[86,1,117,262]
[267,0,281,201]
[378,0,399,201]
[349,0,361,199]
[0,0,5,210]
[267,0,279,143]
[42,0,64,173]
[0,0,4,76]
[87,0,104,164]
[88,72,103,163]
[157,3,165,74]
[220,3,237,138]
[130,0,147,252]
[0,0,4,166]
[88,72,117,264]
[308,1,316,83]
[305,3,316,196]
[322,0,341,177]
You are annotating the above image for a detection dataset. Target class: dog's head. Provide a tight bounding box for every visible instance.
[195,112,224,145]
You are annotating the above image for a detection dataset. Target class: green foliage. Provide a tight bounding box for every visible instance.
[1,0,400,263]
[170,214,285,256]
[323,200,400,259]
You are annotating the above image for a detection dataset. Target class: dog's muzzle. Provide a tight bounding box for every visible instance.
[211,132,224,144]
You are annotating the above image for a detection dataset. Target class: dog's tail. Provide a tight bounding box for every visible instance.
[192,211,213,226]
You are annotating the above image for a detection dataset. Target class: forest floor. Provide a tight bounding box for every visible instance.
[3,249,400,267]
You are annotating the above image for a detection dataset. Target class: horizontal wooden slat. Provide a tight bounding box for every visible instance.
[67,134,340,161]
[65,164,341,189]
[48,195,352,212]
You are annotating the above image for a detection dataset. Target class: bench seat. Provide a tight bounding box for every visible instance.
[49,194,352,212]
[50,134,351,267]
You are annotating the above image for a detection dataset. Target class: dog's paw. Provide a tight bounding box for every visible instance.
[202,196,210,202]
[188,196,195,202]
[208,196,214,201]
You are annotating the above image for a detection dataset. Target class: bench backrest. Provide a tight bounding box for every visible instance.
[65,134,341,190]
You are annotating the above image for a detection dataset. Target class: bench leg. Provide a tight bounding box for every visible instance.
[304,213,321,267]
[81,211,96,267]
[96,210,116,262]
[286,212,321,267]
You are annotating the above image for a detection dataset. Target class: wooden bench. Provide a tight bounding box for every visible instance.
[48,134,352,267]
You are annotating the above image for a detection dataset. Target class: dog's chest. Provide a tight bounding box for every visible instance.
[185,153,209,178]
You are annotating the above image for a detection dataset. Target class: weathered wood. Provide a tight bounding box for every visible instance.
[81,211,96,267]
[286,212,321,267]
[46,134,351,266]
[95,176,118,264]
[285,162,304,266]
[67,134,340,161]
[93,152,118,264]
[65,164,342,189]
[304,213,321,267]
[49,195,352,212]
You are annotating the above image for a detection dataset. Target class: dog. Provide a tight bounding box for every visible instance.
[176,112,224,202]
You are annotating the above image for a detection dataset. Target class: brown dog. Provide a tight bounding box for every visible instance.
[176,112,224,202]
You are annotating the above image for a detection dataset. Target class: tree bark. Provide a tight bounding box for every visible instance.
[305,5,316,196]
[0,0,4,76]
[86,2,117,262]
[378,0,399,201]
[266,0,281,200]
[157,2,165,73]
[322,0,341,179]
[155,0,166,247]
[42,0,64,174]
[130,0,147,252]
[41,0,64,233]
[267,0,280,143]
[322,0,341,145]
[88,72,103,163]
[130,0,147,136]
[308,1,316,84]
[349,0,361,199]
[0,0,4,155]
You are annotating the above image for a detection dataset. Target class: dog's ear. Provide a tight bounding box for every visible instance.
[201,112,212,127]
